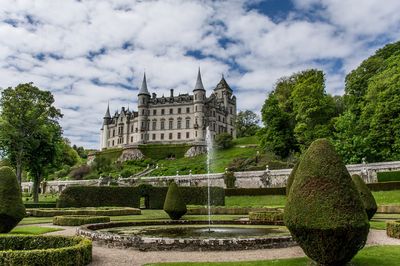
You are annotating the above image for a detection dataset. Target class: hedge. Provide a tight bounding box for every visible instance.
[377,171,400,182]
[53,215,110,226]
[225,187,286,196]
[187,207,282,215]
[138,144,191,159]
[386,220,400,239]
[367,181,400,191]
[24,202,57,209]
[95,148,123,162]
[0,235,92,265]
[249,211,284,222]
[138,184,225,209]
[27,207,141,217]
[57,186,140,208]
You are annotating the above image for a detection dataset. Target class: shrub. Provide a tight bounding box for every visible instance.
[120,169,133,178]
[0,167,26,233]
[53,215,110,226]
[0,235,91,265]
[286,162,299,196]
[223,171,236,188]
[24,202,57,209]
[367,181,400,191]
[92,156,112,174]
[284,139,369,266]
[69,165,91,180]
[28,207,141,217]
[386,220,400,239]
[249,211,283,222]
[377,171,400,182]
[163,182,187,220]
[57,186,140,208]
[214,133,234,150]
[139,144,191,159]
[352,174,378,220]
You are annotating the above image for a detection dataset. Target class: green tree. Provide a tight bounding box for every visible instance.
[93,156,112,174]
[0,83,62,200]
[235,110,260,137]
[214,133,233,150]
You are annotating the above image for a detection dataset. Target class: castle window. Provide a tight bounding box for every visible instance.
[218,116,221,122]
[153,109,157,115]
[230,107,233,114]
[195,106,197,111]
[161,119,165,130]
[185,119,190,129]
[141,121,144,130]
[152,120,157,130]
[161,133,164,140]
[169,108,173,114]
[142,109,145,115]
[178,108,181,114]
[213,110,215,117]
[195,131,197,137]
[152,134,156,140]
[169,133,173,139]
[131,125,134,132]
[112,129,115,137]
[131,136,133,142]
[112,140,114,146]
[141,134,143,140]
[161,109,165,115]
[195,95,197,100]
[177,118,182,129]
[186,107,190,113]
[223,117,225,123]
[186,132,189,139]
[177,132,181,139]
[147,120,150,130]
[135,128,138,132]
[169,119,173,129]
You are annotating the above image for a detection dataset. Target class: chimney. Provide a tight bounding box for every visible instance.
[152,93,157,99]
[170,89,174,98]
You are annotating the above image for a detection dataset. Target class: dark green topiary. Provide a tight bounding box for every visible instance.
[163,181,187,220]
[286,161,299,196]
[0,167,26,233]
[351,174,377,220]
[284,139,369,266]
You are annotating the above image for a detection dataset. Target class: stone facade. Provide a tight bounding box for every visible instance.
[100,70,237,150]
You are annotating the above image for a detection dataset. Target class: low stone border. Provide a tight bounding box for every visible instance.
[387,220,400,239]
[53,215,111,226]
[77,220,295,251]
[378,205,400,214]
[27,207,141,217]
[0,235,92,265]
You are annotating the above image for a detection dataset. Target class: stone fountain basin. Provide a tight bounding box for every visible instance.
[77,220,295,251]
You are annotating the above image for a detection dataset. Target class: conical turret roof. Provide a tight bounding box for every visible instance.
[215,74,232,92]
[138,73,150,95]
[193,68,205,92]
[104,103,111,119]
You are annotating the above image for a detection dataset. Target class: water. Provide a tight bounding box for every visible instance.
[205,127,213,232]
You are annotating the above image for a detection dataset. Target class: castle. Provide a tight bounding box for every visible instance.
[100,69,237,154]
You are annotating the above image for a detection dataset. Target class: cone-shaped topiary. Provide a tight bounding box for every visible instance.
[351,174,377,220]
[163,181,187,220]
[286,161,299,196]
[284,139,369,266]
[0,166,26,232]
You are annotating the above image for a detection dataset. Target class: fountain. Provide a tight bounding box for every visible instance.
[206,126,213,232]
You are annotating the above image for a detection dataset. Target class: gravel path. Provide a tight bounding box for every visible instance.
[35,225,400,266]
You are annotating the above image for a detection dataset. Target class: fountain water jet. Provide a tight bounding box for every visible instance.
[206,126,213,232]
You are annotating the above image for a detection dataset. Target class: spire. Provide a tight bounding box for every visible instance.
[104,102,111,118]
[193,68,205,92]
[138,72,150,95]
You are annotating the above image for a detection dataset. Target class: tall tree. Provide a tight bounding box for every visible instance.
[235,110,260,137]
[0,83,62,198]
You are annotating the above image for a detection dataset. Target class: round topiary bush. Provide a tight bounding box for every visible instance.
[284,139,369,266]
[386,220,400,239]
[286,161,299,196]
[163,181,187,220]
[351,174,378,220]
[0,235,92,265]
[53,215,110,226]
[0,166,26,233]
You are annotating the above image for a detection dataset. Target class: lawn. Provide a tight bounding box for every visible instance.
[145,246,400,266]
[9,225,63,235]
[372,190,400,205]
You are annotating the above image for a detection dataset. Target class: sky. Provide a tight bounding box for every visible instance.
[1,0,400,149]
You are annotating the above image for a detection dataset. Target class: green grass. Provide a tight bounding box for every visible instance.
[372,190,400,205]
[225,195,287,207]
[145,246,400,266]
[23,193,58,203]
[233,136,260,146]
[8,226,63,235]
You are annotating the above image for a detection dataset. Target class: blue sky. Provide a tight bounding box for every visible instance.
[1,0,400,149]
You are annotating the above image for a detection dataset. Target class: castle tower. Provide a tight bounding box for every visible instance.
[100,103,111,149]
[137,73,150,143]
[193,68,206,141]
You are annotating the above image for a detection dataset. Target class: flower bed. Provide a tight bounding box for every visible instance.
[27,207,141,217]
[53,215,110,226]
[0,235,92,265]
[387,220,400,239]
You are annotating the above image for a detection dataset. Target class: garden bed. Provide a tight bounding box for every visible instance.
[0,235,92,265]
[53,215,111,226]
[27,207,141,217]
[387,220,400,239]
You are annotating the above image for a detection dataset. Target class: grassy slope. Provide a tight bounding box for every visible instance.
[9,226,63,235]
[145,246,400,266]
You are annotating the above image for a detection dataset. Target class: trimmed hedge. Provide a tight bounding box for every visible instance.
[53,215,110,226]
[187,207,281,215]
[225,187,285,196]
[163,182,187,220]
[249,211,284,222]
[377,171,400,182]
[367,181,400,191]
[57,186,140,208]
[0,235,92,265]
[24,202,57,209]
[139,144,191,159]
[387,220,400,239]
[27,207,141,217]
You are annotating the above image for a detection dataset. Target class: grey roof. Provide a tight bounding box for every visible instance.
[193,68,205,91]
[138,73,150,95]
[104,103,111,118]
[215,75,232,92]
